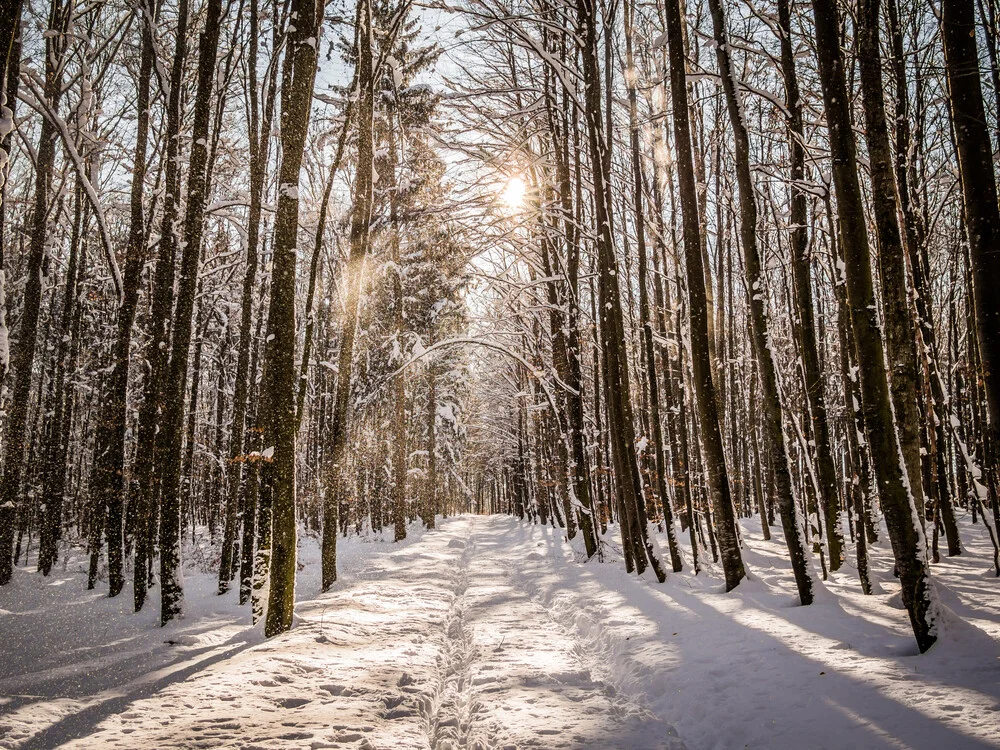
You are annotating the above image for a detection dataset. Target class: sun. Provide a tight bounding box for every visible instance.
[502,175,526,208]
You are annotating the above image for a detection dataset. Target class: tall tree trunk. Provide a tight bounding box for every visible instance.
[132,0,190,613]
[244,302,267,609]
[810,0,936,652]
[941,0,1000,516]
[0,0,22,389]
[857,0,927,526]
[538,222,577,539]
[386,98,408,543]
[708,0,812,604]
[219,0,282,597]
[392,351,408,541]
[0,0,69,586]
[87,0,156,599]
[576,0,665,581]
[425,357,438,529]
[673,275,700,573]
[546,42,597,557]
[260,0,321,637]
[663,0,744,590]
[625,0,681,572]
[181,296,208,536]
[156,0,225,625]
[777,0,844,570]
[323,0,375,592]
[38,185,85,575]
[883,0,961,557]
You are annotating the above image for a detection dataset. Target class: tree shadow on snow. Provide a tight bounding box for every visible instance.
[15,634,257,750]
[505,519,1000,750]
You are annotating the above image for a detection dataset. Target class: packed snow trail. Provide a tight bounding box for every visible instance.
[435,521,682,749]
[0,518,680,749]
[2,515,1000,749]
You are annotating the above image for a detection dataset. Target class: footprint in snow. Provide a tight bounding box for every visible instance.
[277,697,311,708]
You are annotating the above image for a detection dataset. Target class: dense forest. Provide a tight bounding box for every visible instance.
[0,0,998,669]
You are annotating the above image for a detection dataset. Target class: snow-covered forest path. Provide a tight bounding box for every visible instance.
[2,515,1000,749]
[1,517,681,750]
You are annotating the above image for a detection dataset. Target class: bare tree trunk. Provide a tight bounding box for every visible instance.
[0,0,22,390]
[132,0,190,613]
[425,357,438,529]
[38,185,84,575]
[941,0,1000,519]
[259,0,321,637]
[708,0,812,604]
[323,0,375,592]
[548,41,597,557]
[882,0,961,557]
[181,296,208,536]
[673,279,699,573]
[576,0,664,581]
[777,0,843,570]
[86,1,157,599]
[245,302,267,610]
[219,0,282,597]
[811,0,935,652]
[857,0,927,527]
[0,0,70,586]
[625,0,681,572]
[156,0,225,625]
[383,93,408,543]
[663,0,744,591]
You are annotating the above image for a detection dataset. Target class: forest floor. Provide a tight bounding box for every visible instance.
[1,514,999,750]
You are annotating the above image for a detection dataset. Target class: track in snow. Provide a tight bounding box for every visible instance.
[1,517,681,749]
[424,531,482,749]
[415,517,682,750]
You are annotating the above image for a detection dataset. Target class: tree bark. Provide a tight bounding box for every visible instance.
[547,40,597,557]
[0,0,70,586]
[884,0,961,556]
[777,0,844,570]
[941,0,1000,519]
[132,0,190,613]
[0,0,22,388]
[576,0,665,581]
[857,0,927,526]
[663,0,744,591]
[810,0,936,652]
[626,0,682,573]
[156,0,225,625]
[323,0,375,592]
[87,1,156,599]
[260,0,322,637]
[38,185,84,576]
[708,0,812,603]
[219,0,282,597]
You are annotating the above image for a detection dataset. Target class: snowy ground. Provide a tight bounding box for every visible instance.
[1,514,999,749]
